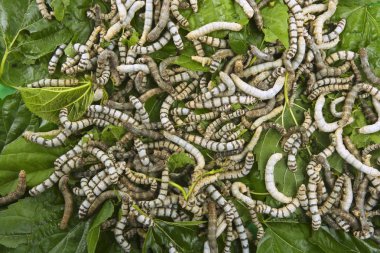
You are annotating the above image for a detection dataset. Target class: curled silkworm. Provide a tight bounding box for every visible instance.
[358,97,380,134]
[58,175,73,230]
[312,0,338,44]
[186,22,243,40]
[265,153,293,203]
[322,19,346,43]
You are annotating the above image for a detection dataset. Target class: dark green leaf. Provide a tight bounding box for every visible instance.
[87,200,114,253]
[167,152,195,172]
[0,93,40,153]
[0,189,89,253]
[0,84,15,99]
[229,24,264,54]
[0,137,67,195]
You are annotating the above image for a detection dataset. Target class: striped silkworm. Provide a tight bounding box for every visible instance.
[182,133,245,152]
[48,44,66,74]
[58,175,73,230]
[207,201,218,253]
[312,0,338,44]
[0,170,27,206]
[360,98,378,124]
[186,22,243,40]
[198,36,228,48]
[234,0,254,18]
[185,95,256,109]
[325,51,357,65]
[170,0,189,27]
[26,79,80,88]
[22,129,72,147]
[318,175,345,215]
[167,21,184,50]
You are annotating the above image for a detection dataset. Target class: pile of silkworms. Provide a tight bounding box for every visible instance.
[8,0,380,251]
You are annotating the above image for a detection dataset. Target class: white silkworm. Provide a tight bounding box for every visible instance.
[312,0,338,45]
[186,22,243,40]
[265,153,293,203]
[198,36,228,48]
[359,97,380,134]
[231,74,285,100]
[335,127,380,176]
[322,19,346,43]
[117,64,150,74]
[241,59,283,78]
[314,95,340,132]
[249,105,284,130]
[185,95,256,109]
[36,0,53,19]
[139,0,153,44]
[234,0,254,18]
[131,31,171,54]
[48,44,66,74]
[183,133,245,152]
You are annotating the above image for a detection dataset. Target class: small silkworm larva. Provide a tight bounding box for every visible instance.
[283,0,304,35]
[114,216,131,252]
[330,96,345,118]
[198,36,228,48]
[307,179,321,230]
[193,39,206,56]
[314,95,340,133]
[186,22,243,40]
[0,170,27,206]
[359,48,380,84]
[191,56,212,66]
[58,175,73,230]
[170,0,189,27]
[185,95,256,109]
[286,15,298,60]
[183,133,245,152]
[147,0,170,42]
[117,64,150,74]
[307,84,350,101]
[256,197,300,218]
[265,153,293,203]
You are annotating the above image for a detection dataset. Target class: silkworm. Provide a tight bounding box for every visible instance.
[207,201,218,253]
[312,0,338,44]
[48,44,66,74]
[359,97,380,134]
[283,0,304,35]
[114,216,131,252]
[256,197,300,218]
[322,19,346,43]
[170,0,189,27]
[36,0,53,19]
[265,153,293,203]
[129,95,150,123]
[0,170,27,206]
[359,48,380,84]
[26,78,80,88]
[232,74,285,100]
[325,51,357,65]
[183,133,245,152]
[186,95,256,109]
[219,152,254,180]
[318,175,345,215]
[335,127,380,176]
[234,0,254,18]
[307,83,350,101]
[147,0,170,42]
[23,129,72,147]
[360,98,378,124]
[58,175,73,230]
[186,22,243,40]
[242,58,283,78]
[308,178,322,230]
[287,15,298,60]
[206,185,249,253]
[249,105,284,130]
[167,21,183,50]
[198,36,228,48]
[314,94,340,132]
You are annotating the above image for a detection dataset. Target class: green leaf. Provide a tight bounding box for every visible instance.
[0,83,15,99]
[167,152,195,172]
[183,0,249,31]
[229,24,264,54]
[51,0,71,21]
[87,200,114,253]
[143,219,204,252]
[261,0,289,48]
[144,93,166,122]
[0,92,40,153]
[18,81,94,123]
[100,125,127,145]
[0,189,89,253]
[0,137,67,195]
[257,222,323,253]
